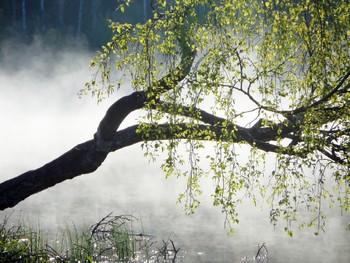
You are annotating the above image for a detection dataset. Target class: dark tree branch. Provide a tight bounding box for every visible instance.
[104,123,282,154]
[222,67,350,119]
[290,67,350,115]
[95,91,146,152]
[150,101,299,147]
[95,35,195,152]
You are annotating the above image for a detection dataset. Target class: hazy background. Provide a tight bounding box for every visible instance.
[0,36,349,262]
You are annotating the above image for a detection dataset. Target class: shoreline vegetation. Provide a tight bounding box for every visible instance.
[0,213,183,263]
[0,213,268,262]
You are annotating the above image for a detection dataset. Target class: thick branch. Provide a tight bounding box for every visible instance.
[288,67,350,116]
[95,40,196,152]
[110,123,281,153]
[95,91,146,151]
[152,101,297,144]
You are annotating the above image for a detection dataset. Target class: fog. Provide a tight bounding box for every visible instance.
[0,40,349,262]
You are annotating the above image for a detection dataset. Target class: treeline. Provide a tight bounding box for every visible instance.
[0,0,152,49]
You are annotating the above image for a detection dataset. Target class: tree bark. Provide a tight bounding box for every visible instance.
[0,140,105,210]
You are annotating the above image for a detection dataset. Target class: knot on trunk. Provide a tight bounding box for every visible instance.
[94,129,113,152]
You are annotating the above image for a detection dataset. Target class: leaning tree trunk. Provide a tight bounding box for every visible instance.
[0,89,293,210]
[0,41,196,211]
[0,92,145,210]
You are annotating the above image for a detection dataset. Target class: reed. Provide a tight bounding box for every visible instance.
[0,213,181,262]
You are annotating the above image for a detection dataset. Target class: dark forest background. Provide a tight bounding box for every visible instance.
[0,0,153,50]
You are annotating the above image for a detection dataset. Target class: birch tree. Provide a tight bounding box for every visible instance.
[1,0,349,234]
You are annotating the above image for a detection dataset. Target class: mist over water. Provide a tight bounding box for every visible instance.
[0,40,349,262]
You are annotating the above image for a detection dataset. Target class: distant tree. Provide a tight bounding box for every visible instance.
[1,0,349,235]
[21,0,26,30]
[12,0,17,28]
[40,0,45,31]
[76,0,84,41]
[58,0,65,32]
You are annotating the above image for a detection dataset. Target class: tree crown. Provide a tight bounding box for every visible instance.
[82,0,350,235]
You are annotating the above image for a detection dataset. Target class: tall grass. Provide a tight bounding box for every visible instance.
[0,214,49,262]
[0,213,182,263]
